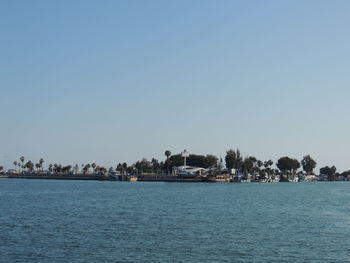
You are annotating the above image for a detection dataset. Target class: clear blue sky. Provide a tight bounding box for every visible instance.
[1,0,350,171]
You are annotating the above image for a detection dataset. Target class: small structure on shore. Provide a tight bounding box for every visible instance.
[173,166,209,178]
[173,150,209,179]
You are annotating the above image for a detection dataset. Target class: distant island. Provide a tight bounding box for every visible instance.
[0,149,348,182]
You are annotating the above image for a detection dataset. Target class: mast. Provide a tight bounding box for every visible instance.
[181,149,189,169]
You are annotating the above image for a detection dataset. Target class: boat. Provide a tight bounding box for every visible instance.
[129,176,138,182]
[177,170,199,179]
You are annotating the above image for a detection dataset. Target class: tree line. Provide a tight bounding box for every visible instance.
[4,150,349,180]
[7,151,218,175]
[224,149,349,180]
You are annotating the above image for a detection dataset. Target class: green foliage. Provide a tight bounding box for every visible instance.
[116,163,123,172]
[264,160,273,168]
[95,166,107,175]
[340,170,350,177]
[39,158,44,170]
[62,165,72,173]
[127,166,135,174]
[320,166,336,176]
[133,158,161,173]
[277,157,300,175]
[151,158,160,172]
[261,160,274,177]
[82,164,91,173]
[25,161,34,172]
[164,159,172,173]
[205,155,219,168]
[225,149,242,172]
[241,157,255,175]
[225,150,235,170]
[257,160,263,168]
[168,154,218,169]
[301,155,316,174]
[165,150,171,159]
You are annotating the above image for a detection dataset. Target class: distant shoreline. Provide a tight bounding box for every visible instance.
[2,174,111,181]
[4,152,349,184]
[1,174,209,182]
[1,173,348,183]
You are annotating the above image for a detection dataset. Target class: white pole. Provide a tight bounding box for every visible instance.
[182,149,189,169]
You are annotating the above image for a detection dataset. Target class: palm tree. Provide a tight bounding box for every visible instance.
[91,163,97,172]
[83,164,91,174]
[20,156,25,171]
[13,161,18,169]
[165,150,171,160]
[25,161,34,173]
[257,160,263,168]
[39,158,44,171]
[122,163,128,173]
[164,150,172,174]
[116,163,123,174]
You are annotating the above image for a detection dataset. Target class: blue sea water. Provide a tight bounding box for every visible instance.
[0,179,349,263]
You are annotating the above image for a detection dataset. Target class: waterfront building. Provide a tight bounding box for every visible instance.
[173,166,209,177]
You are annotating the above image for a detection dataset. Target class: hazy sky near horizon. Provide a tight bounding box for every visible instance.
[1,0,350,171]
